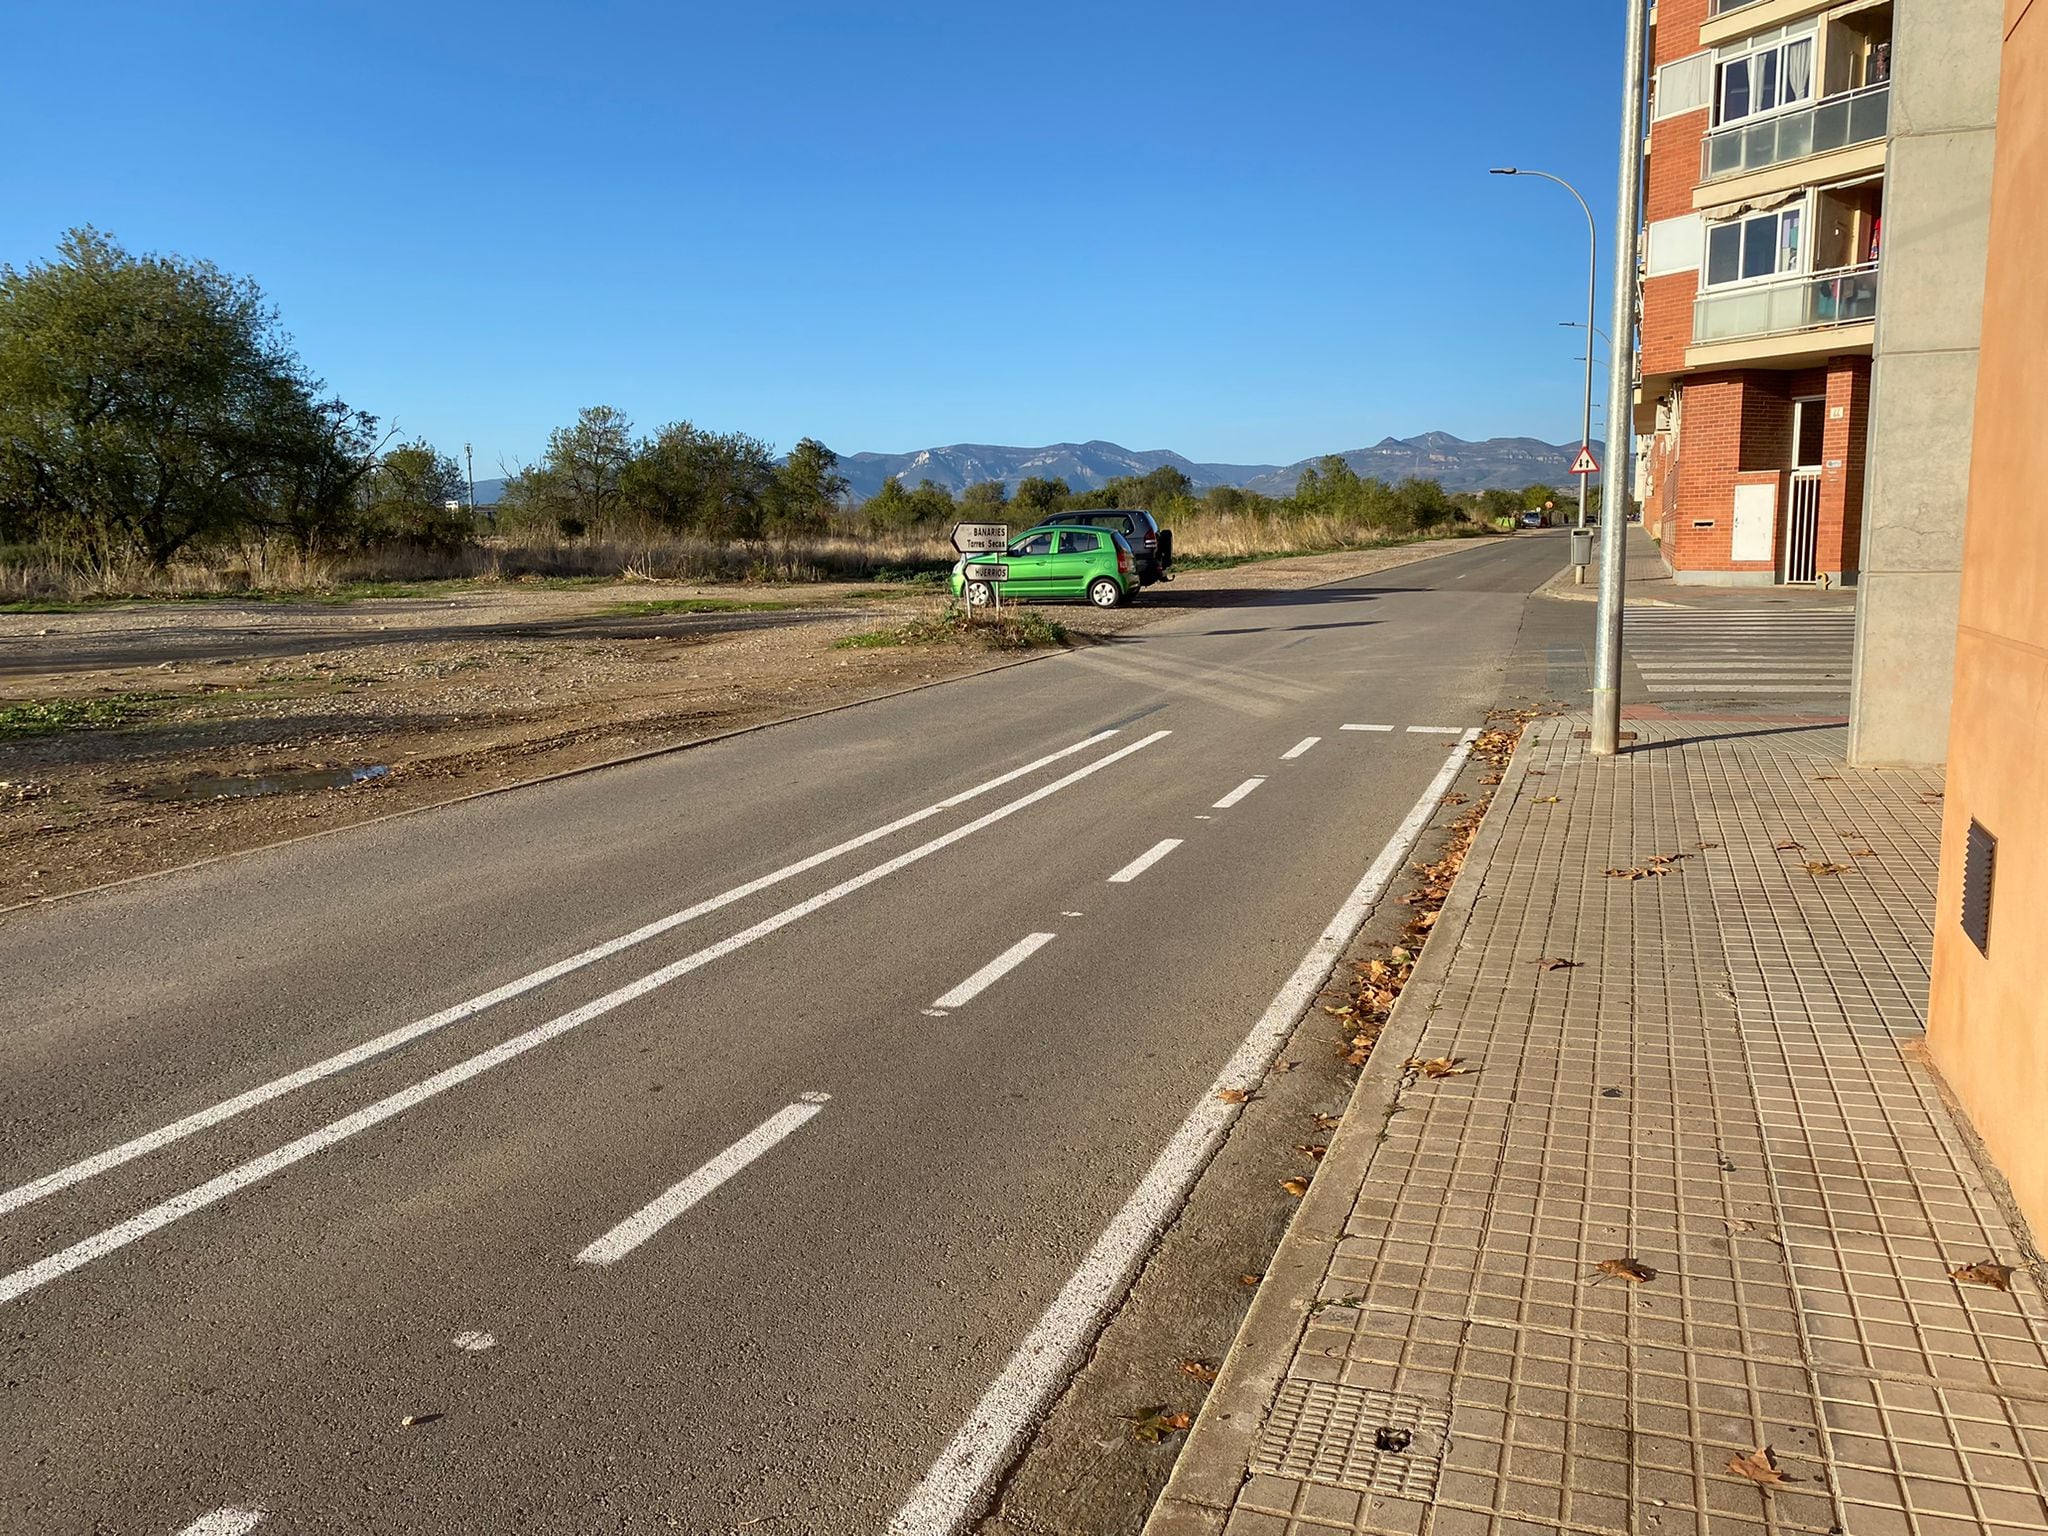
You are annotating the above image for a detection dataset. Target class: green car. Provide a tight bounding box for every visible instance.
[949,524,1141,609]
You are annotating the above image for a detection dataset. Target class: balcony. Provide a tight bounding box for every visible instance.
[1708,0,1760,12]
[1693,262,1880,345]
[1702,82,1891,181]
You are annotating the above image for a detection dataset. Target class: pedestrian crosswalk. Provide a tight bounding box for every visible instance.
[1624,605,1856,708]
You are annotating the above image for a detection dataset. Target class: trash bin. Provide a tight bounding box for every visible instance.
[1570,528,1595,567]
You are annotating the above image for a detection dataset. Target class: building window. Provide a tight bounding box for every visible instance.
[1716,27,1816,127]
[1704,202,1805,287]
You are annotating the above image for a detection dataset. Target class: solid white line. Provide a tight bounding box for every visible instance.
[888,728,1482,1536]
[1645,684,1847,693]
[1339,723,1394,732]
[0,732,1171,1308]
[1281,736,1320,760]
[1405,725,1463,734]
[575,1097,827,1265]
[0,730,1124,1220]
[176,1512,265,1536]
[1107,839,1183,885]
[1212,777,1265,809]
[932,933,1056,1008]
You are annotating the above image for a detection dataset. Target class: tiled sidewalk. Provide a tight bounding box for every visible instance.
[1147,717,2048,1536]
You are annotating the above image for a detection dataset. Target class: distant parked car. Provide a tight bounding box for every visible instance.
[950,524,1141,609]
[1519,511,1546,528]
[1041,509,1173,584]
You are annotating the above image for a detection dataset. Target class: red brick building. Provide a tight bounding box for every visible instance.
[1637,0,1892,585]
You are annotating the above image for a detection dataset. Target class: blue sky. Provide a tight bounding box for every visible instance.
[4,1,1622,472]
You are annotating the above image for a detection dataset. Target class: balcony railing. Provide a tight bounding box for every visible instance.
[1694,262,1880,345]
[1702,82,1890,180]
[1708,0,1762,13]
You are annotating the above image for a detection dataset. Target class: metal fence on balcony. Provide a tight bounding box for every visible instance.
[1694,262,1881,345]
[1703,82,1891,180]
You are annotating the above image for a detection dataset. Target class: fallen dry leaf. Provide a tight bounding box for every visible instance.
[1696,841,1721,850]
[1534,794,1561,804]
[1272,1059,1298,1074]
[1852,848,1875,858]
[1313,1112,1341,1131]
[1594,1257,1658,1284]
[1774,840,1805,852]
[400,1413,445,1428]
[1814,775,1840,782]
[1239,1272,1264,1287]
[1605,867,1650,880]
[1407,1057,1473,1078]
[1280,1176,1311,1198]
[1178,1358,1220,1384]
[1216,1088,1252,1104]
[1805,861,1848,876]
[1124,1405,1194,1444]
[1726,1445,1794,1486]
[1950,1261,2015,1292]
[1294,1143,1329,1161]
[1536,957,1579,972]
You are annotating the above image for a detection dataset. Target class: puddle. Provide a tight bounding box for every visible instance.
[139,764,391,803]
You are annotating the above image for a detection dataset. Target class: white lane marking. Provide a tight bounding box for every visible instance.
[1340,723,1393,732]
[0,730,1126,1221]
[452,1330,496,1351]
[176,1512,265,1536]
[1281,736,1320,760]
[921,1009,950,1018]
[0,733,1171,1308]
[1212,777,1265,809]
[1642,683,1848,693]
[1060,911,1083,917]
[889,729,1482,1535]
[1193,814,1213,820]
[932,934,1056,1009]
[1405,725,1463,734]
[575,1097,828,1266]
[1107,839,1183,885]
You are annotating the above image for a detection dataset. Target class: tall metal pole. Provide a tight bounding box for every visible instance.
[464,442,476,523]
[1490,167,1597,530]
[1591,0,1651,757]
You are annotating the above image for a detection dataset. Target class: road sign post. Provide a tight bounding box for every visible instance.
[951,524,1009,623]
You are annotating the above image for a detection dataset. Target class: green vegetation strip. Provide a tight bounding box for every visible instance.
[837,605,1067,652]
[0,693,169,736]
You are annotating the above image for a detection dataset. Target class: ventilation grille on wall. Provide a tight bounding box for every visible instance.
[1963,819,1996,955]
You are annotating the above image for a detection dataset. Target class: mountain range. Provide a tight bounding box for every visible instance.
[470,433,1599,508]
[838,433,1599,501]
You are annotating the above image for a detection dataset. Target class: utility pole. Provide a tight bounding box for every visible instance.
[464,442,477,525]
[1490,167,1597,530]
[1591,0,1651,757]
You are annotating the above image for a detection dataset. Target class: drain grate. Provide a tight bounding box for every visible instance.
[1249,1380,1451,1498]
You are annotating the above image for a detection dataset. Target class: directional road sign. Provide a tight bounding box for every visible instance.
[963,562,1009,583]
[952,522,1009,554]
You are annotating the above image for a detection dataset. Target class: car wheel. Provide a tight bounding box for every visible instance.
[1088,577,1124,609]
[964,581,994,608]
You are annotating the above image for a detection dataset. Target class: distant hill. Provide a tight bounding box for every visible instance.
[836,433,1598,501]
[469,433,1599,509]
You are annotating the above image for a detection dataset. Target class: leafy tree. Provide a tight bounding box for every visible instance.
[238,391,385,556]
[503,404,635,537]
[905,478,956,527]
[361,440,472,552]
[769,437,848,538]
[1011,476,1070,517]
[960,479,1008,514]
[0,226,356,566]
[859,476,917,530]
[1521,482,1562,511]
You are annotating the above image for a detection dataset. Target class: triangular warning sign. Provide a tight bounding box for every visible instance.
[1570,446,1600,476]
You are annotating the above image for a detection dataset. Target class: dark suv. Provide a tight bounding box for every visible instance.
[1042,509,1173,585]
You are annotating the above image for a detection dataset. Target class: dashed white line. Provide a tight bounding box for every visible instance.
[575,1096,829,1266]
[889,728,1483,1535]
[1340,723,1393,732]
[0,729,1128,1221]
[1212,777,1265,809]
[1107,839,1183,884]
[176,1512,265,1536]
[1281,736,1320,760]
[1405,725,1464,734]
[932,933,1056,1009]
[0,732,1171,1308]
[452,1330,496,1352]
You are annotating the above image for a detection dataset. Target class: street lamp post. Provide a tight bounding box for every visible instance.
[1491,167,1598,531]
[464,442,477,525]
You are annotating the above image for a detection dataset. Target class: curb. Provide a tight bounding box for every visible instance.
[1144,723,1541,1530]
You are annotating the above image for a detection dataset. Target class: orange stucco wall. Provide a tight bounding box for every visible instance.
[1927,0,2048,1235]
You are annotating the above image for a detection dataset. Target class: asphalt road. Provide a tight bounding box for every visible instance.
[0,532,1564,1536]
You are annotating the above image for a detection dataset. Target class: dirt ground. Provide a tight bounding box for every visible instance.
[0,538,1489,909]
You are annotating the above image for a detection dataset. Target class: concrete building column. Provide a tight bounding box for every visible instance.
[1847,0,2004,765]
